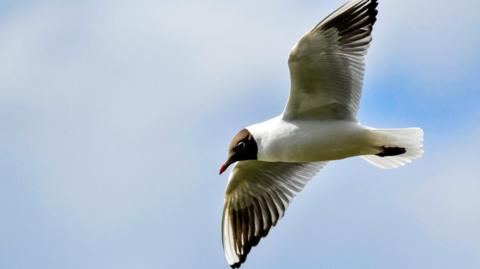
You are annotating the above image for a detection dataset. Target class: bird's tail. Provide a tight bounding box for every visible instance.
[361,128,424,169]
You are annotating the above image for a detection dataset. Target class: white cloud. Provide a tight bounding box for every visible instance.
[405,128,480,252]
[368,0,480,93]
[0,0,479,268]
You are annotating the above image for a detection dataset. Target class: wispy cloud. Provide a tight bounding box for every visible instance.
[0,0,478,268]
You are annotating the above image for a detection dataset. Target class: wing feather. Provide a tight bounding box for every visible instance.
[222,161,326,268]
[284,0,378,121]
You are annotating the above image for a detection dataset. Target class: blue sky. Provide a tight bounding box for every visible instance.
[1,0,479,268]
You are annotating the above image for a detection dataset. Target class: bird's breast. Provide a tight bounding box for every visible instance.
[256,120,372,162]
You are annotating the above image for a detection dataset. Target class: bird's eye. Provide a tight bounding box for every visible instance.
[237,141,246,150]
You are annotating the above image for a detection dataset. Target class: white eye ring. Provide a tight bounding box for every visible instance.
[237,141,246,149]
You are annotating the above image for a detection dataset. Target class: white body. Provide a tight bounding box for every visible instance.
[248,117,377,162]
[221,1,424,267]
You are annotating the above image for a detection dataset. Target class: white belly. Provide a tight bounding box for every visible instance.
[248,118,375,162]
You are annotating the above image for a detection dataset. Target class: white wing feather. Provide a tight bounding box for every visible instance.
[222,160,326,268]
[284,0,378,121]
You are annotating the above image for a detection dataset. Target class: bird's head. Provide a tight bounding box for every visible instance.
[219,129,258,174]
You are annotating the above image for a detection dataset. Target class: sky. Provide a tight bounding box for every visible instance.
[1,0,479,268]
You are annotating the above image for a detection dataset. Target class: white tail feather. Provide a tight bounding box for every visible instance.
[362,128,424,169]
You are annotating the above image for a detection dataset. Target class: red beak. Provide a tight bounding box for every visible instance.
[219,163,228,175]
[219,159,232,175]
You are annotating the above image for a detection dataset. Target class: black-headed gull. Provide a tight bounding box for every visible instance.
[219,0,423,267]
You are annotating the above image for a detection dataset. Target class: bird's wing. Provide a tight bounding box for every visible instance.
[222,160,326,268]
[284,0,378,121]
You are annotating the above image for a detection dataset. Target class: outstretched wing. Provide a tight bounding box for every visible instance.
[284,0,378,121]
[222,160,326,268]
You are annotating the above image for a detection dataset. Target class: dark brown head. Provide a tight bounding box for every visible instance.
[219,129,258,174]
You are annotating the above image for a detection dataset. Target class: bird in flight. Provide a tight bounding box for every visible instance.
[219,0,423,267]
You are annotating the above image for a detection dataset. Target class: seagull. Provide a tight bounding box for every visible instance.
[219,0,423,267]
